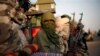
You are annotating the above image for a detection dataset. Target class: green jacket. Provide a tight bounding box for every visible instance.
[33,29,61,53]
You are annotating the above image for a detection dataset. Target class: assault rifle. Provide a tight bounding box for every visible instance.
[67,12,84,56]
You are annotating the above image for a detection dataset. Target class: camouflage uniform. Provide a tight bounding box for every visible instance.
[0,0,28,56]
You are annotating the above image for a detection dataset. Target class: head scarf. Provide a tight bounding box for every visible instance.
[41,11,60,48]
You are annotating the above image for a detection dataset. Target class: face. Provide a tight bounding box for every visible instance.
[42,19,56,30]
[55,17,70,39]
[14,7,26,24]
[44,19,55,26]
[17,12,26,19]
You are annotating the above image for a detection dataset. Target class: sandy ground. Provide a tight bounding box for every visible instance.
[87,36,100,56]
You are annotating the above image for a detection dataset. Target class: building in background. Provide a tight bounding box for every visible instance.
[26,0,56,27]
[36,0,56,13]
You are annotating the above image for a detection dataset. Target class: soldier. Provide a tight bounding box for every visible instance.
[67,18,89,56]
[32,11,63,56]
[55,14,71,55]
[0,0,38,56]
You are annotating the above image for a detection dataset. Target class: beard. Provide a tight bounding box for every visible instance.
[56,24,70,40]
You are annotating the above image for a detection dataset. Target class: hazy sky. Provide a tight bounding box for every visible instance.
[30,0,100,31]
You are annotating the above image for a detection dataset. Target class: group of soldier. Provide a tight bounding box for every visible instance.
[0,0,89,56]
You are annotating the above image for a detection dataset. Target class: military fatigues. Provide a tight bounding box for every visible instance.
[0,0,29,56]
[32,11,63,56]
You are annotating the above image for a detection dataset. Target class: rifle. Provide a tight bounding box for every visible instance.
[73,12,84,55]
[75,12,84,45]
[67,13,84,56]
[78,12,83,23]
